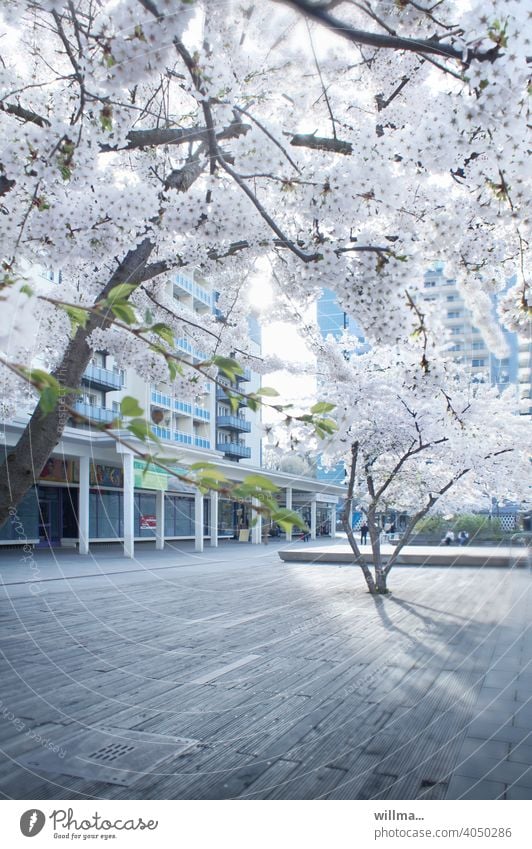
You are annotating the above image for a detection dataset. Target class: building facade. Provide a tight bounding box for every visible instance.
[1,270,342,555]
[421,263,520,396]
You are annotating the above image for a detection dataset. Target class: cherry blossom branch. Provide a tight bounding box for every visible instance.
[275,0,500,64]
[233,105,302,174]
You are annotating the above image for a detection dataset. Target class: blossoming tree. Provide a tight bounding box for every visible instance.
[312,340,530,594]
[0,0,529,527]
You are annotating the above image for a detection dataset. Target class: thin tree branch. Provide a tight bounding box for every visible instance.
[275,0,500,64]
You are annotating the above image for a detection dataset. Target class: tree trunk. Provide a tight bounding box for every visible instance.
[367,510,389,593]
[0,239,154,529]
[341,515,377,594]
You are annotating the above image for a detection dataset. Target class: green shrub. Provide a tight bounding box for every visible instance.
[413,513,506,540]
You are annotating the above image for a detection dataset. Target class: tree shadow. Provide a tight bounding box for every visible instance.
[388,596,472,624]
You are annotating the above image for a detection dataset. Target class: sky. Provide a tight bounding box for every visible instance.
[246,276,318,423]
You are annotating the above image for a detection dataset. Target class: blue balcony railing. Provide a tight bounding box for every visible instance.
[174,430,193,445]
[216,415,251,433]
[151,425,171,440]
[216,441,251,459]
[82,364,124,392]
[173,273,193,294]
[74,401,115,424]
[194,436,211,448]
[175,399,193,415]
[216,385,247,407]
[193,406,210,421]
[193,282,212,308]
[176,338,194,355]
[151,391,172,407]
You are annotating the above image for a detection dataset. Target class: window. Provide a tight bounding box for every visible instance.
[449,344,462,351]
[447,310,462,318]
[446,294,458,302]
[112,401,120,413]
[451,326,463,335]
[472,341,484,350]
[424,280,436,288]
[472,358,486,367]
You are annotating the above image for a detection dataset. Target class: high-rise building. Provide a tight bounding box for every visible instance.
[315,289,368,486]
[421,264,520,397]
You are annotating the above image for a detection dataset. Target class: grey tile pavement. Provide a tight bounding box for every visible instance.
[0,543,531,799]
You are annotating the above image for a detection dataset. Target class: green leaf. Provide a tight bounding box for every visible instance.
[64,305,89,333]
[228,394,240,415]
[127,418,154,442]
[106,283,138,303]
[39,385,59,414]
[310,401,335,415]
[120,396,144,417]
[197,471,229,486]
[111,302,137,324]
[271,508,307,533]
[151,323,175,346]
[241,474,279,492]
[211,355,243,381]
[167,358,180,381]
[256,387,280,397]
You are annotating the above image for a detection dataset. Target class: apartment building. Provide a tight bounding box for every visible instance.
[0,270,343,554]
[422,263,520,396]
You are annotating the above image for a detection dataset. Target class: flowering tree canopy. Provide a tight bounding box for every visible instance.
[0,0,529,524]
[306,338,530,593]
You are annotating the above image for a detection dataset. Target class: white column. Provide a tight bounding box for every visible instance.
[210,490,218,547]
[251,498,261,544]
[122,451,135,558]
[310,499,317,541]
[195,490,204,552]
[285,487,293,542]
[330,505,337,539]
[78,455,90,555]
[155,489,165,550]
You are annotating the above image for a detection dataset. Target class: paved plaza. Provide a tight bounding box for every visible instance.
[0,540,531,800]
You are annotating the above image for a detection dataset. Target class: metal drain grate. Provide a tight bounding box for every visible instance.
[88,743,136,762]
[19,727,199,787]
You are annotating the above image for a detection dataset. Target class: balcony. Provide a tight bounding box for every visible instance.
[194,436,211,448]
[175,399,192,415]
[216,441,251,460]
[82,364,124,392]
[73,401,115,424]
[174,430,193,445]
[235,367,252,383]
[216,414,251,433]
[216,385,247,407]
[193,406,210,421]
[173,273,194,295]
[151,425,171,440]
[151,391,172,407]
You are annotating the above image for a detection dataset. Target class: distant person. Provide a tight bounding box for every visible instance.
[442,530,455,546]
[360,522,369,545]
[458,530,469,546]
[389,522,396,534]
